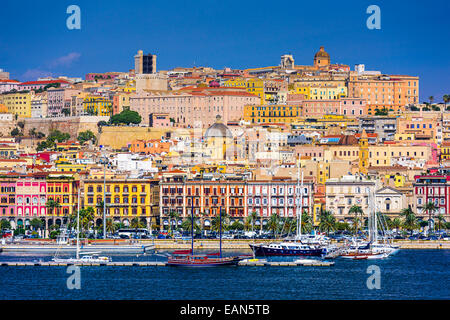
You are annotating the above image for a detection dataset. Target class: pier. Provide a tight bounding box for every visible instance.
[0,260,334,267]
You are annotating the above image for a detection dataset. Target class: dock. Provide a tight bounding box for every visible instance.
[0,260,334,267]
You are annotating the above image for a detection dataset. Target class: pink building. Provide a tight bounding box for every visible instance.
[149,113,172,128]
[18,80,70,91]
[15,179,47,219]
[0,179,16,217]
[246,179,314,218]
[47,88,80,117]
[130,88,259,128]
[0,80,20,93]
[302,98,366,117]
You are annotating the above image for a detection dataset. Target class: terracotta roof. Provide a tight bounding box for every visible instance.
[19,80,70,86]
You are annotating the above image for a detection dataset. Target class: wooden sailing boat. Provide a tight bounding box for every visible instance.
[167,201,247,267]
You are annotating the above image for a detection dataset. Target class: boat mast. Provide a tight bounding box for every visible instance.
[219,206,222,258]
[296,155,304,240]
[373,190,378,244]
[191,195,194,255]
[76,186,80,260]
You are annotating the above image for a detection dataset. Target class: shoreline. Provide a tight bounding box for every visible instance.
[1,239,449,252]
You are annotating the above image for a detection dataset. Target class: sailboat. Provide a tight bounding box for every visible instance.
[166,205,247,267]
[341,190,398,260]
[249,157,327,257]
[52,188,111,264]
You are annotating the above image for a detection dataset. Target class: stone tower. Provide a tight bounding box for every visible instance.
[359,129,369,175]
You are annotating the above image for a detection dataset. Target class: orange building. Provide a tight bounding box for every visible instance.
[348,73,419,115]
[128,139,173,154]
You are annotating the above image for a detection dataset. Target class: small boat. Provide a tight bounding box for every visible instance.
[249,242,326,256]
[52,189,111,264]
[167,251,243,267]
[53,253,111,264]
[167,205,245,267]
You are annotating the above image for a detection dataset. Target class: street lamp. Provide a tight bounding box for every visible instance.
[100,154,108,239]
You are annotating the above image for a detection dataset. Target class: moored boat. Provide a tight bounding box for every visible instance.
[249,242,326,256]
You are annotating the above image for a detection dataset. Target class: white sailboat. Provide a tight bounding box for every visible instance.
[52,188,111,263]
[341,190,398,260]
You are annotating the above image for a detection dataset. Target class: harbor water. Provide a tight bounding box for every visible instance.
[0,249,448,300]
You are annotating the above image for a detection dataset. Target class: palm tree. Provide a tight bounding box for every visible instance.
[429,96,434,106]
[105,218,117,234]
[318,210,336,235]
[168,210,179,235]
[80,206,95,237]
[267,213,279,238]
[443,94,450,110]
[391,218,402,231]
[182,217,200,234]
[401,207,417,235]
[436,214,446,232]
[130,217,145,230]
[348,205,364,235]
[284,217,297,237]
[45,199,61,216]
[423,202,437,232]
[301,211,312,234]
[248,211,258,235]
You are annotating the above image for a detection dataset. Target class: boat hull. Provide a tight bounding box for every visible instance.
[167,256,242,267]
[249,244,325,256]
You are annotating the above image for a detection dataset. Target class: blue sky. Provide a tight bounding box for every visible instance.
[0,0,448,102]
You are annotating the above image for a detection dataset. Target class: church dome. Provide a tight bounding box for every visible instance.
[204,115,233,139]
[314,46,330,59]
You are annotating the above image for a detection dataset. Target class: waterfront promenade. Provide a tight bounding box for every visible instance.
[1,239,449,252]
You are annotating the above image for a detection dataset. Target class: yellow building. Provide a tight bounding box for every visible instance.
[46,173,79,217]
[224,78,265,104]
[83,96,112,116]
[384,174,406,188]
[83,178,160,227]
[0,92,32,117]
[440,142,450,160]
[292,85,346,100]
[244,104,301,124]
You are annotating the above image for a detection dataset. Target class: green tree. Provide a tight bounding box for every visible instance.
[109,109,142,125]
[10,127,21,137]
[348,205,364,234]
[182,217,200,234]
[77,130,96,144]
[230,220,244,231]
[267,213,280,238]
[45,199,61,216]
[423,202,437,232]
[401,207,417,235]
[30,218,43,231]
[391,218,402,230]
[168,210,180,235]
[436,214,446,232]
[443,94,450,110]
[80,207,95,237]
[105,218,117,234]
[130,218,145,230]
[0,219,11,230]
[318,210,336,235]
[301,211,313,234]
